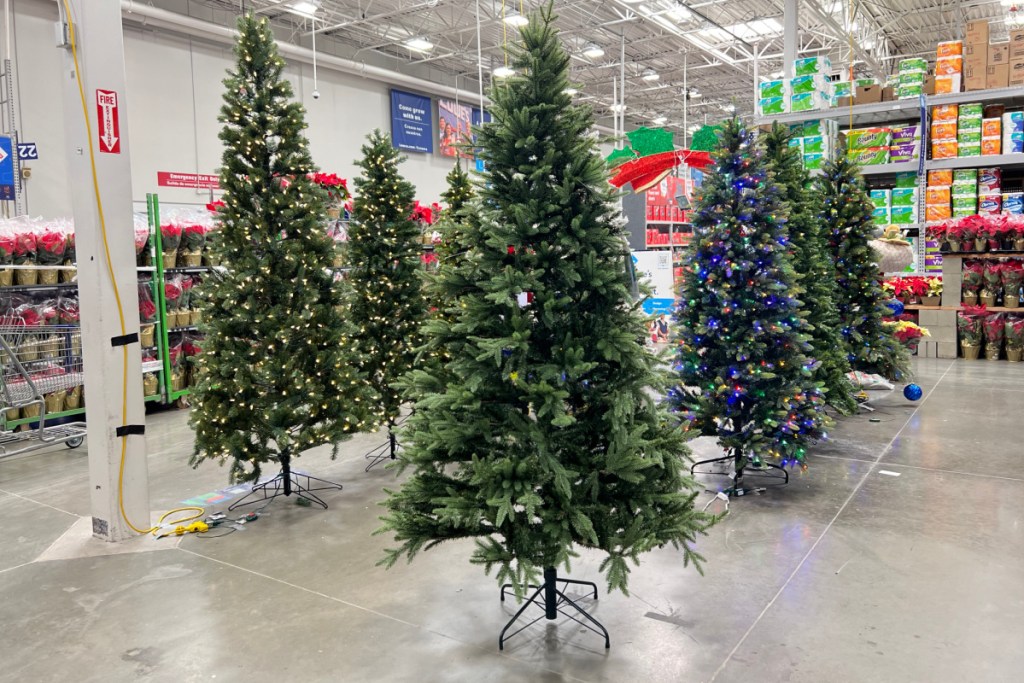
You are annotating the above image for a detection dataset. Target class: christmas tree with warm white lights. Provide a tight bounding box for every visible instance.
[348,130,426,464]
[671,119,830,489]
[190,15,377,486]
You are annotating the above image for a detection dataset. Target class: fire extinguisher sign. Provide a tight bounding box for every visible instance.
[96,89,121,154]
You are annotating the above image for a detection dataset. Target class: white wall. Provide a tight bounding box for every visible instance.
[8,0,455,218]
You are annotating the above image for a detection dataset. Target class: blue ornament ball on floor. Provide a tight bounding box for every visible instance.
[903,383,923,401]
[888,299,905,316]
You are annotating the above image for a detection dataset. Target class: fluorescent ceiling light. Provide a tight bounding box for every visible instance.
[404,37,434,52]
[504,11,529,27]
[652,116,668,125]
[583,43,605,59]
[564,87,580,96]
[723,103,736,113]
[493,65,515,78]
[621,0,644,3]
[771,70,784,78]
[288,0,320,18]
[641,68,660,81]
[688,88,701,99]
[610,103,626,113]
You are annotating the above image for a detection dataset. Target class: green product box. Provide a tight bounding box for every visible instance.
[790,92,829,113]
[898,84,924,99]
[953,169,978,184]
[899,58,928,73]
[952,195,977,211]
[952,183,977,196]
[959,142,982,157]
[895,172,918,189]
[872,206,891,223]
[958,129,982,144]
[791,74,827,95]
[953,208,977,218]
[959,103,983,118]
[788,137,804,151]
[759,80,787,99]
[870,189,892,208]
[957,116,982,132]
[801,120,832,136]
[891,188,917,207]
[890,206,916,225]
[855,78,879,88]
[848,146,889,165]
[803,135,830,154]
[794,55,831,76]
[758,97,788,116]
[834,81,853,99]
[803,153,825,170]
[899,71,926,86]
[847,127,892,149]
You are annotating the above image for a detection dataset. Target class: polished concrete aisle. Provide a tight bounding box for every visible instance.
[1,358,1022,682]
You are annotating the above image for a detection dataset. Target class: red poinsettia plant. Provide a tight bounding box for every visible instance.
[183,224,206,252]
[13,232,36,265]
[309,173,350,203]
[164,279,183,310]
[160,223,182,253]
[58,299,80,324]
[411,201,441,225]
[206,200,225,213]
[984,313,1005,347]
[0,233,15,266]
[36,229,67,266]
[16,305,42,327]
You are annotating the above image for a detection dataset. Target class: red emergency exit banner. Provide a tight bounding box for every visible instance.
[157,171,220,189]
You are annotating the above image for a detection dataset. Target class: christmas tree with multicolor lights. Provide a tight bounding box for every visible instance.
[671,119,829,484]
[190,15,377,483]
[819,153,910,382]
[763,124,856,415]
[378,5,713,598]
[348,129,427,436]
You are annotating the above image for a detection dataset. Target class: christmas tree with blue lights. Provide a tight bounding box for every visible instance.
[378,5,713,599]
[819,153,910,382]
[671,119,830,485]
[763,124,856,415]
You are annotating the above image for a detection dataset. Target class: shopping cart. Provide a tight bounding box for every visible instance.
[0,323,86,461]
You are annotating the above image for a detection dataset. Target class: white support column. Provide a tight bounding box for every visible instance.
[57,0,148,541]
[784,0,799,79]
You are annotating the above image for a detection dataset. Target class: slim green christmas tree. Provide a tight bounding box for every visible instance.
[379,6,713,613]
[763,124,856,415]
[819,153,910,381]
[348,130,426,459]
[190,15,376,485]
[671,119,830,485]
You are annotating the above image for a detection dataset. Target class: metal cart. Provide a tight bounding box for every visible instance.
[0,323,86,460]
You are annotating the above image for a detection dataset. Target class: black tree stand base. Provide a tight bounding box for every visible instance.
[690,451,789,497]
[498,567,610,651]
[363,429,399,472]
[229,452,343,511]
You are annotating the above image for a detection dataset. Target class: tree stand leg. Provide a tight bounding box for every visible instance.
[498,567,610,651]
[689,449,789,497]
[364,428,399,472]
[228,451,343,511]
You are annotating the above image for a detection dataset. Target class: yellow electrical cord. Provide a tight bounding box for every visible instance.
[61,0,202,536]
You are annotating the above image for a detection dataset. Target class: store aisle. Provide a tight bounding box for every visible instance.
[1,358,1021,683]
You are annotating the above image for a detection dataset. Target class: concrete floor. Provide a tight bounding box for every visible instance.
[1,357,1022,682]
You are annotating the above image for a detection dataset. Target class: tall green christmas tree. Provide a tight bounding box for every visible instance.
[671,119,830,484]
[348,129,426,455]
[378,6,713,608]
[763,124,856,415]
[190,15,376,485]
[819,153,910,381]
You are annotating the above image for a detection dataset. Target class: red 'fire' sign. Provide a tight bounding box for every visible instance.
[96,89,120,154]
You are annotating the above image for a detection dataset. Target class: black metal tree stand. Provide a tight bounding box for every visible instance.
[228,449,343,511]
[363,425,399,472]
[690,447,789,497]
[498,567,610,651]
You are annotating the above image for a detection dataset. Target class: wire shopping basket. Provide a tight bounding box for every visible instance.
[0,323,86,460]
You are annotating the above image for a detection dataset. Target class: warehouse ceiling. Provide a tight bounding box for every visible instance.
[177,0,1014,139]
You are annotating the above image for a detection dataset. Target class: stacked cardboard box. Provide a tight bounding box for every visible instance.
[1011,28,1024,86]
[964,20,988,91]
[988,43,1010,89]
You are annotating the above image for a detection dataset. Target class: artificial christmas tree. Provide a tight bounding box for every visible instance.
[378,5,713,649]
[189,15,377,500]
[763,124,856,415]
[349,130,426,469]
[819,153,910,382]
[671,119,830,491]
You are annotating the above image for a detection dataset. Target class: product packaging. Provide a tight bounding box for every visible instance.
[758,97,789,116]
[926,203,953,222]
[959,142,982,157]
[935,75,962,94]
[847,127,892,149]
[958,129,983,144]
[1004,134,1024,154]
[834,81,853,99]
[895,172,918,189]
[932,140,958,159]
[891,125,921,143]
[1003,111,1024,133]
[848,146,889,165]
[802,135,830,154]
[872,206,891,223]
[952,195,978,212]
[928,170,954,186]
[759,80,788,99]
[926,185,951,206]
[936,56,964,75]
[1003,192,1024,214]
[983,118,1002,137]
[982,138,1002,155]
[979,168,1002,193]
[891,206,917,225]
[802,153,825,170]
[933,104,959,122]
[889,143,920,163]
[898,84,924,100]
[899,57,929,73]
[788,137,804,153]
[790,91,830,113]
[960,102,984,117]
[937,40,964,57]
[870,189,892,208]
[979,194,1003,214]
[958,115,983,133]
[954,169,979,185]
[794,55,832,76]
[790,74,829,95]
[892,188,917,207]
[931,121,958,140]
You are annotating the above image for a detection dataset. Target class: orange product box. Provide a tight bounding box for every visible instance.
[926,185,951,205]
[928,170,953,185]
[937,40,964,57]
[932,140,959,159]
[926,204,953,222]
[983,118,1002,137]
[932,104,958,122]
[936,56,963,75]
[982,138,1001,155]
[931,121,958,140]
[935,75,961,94]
